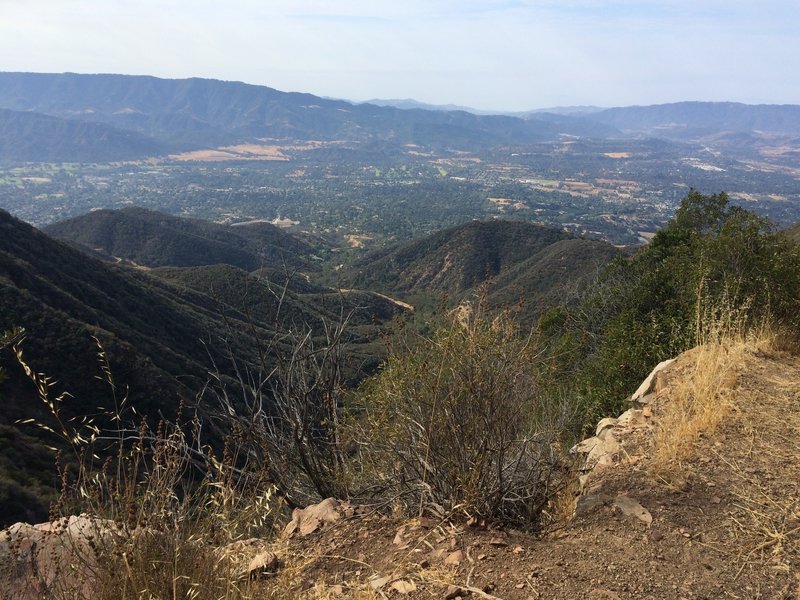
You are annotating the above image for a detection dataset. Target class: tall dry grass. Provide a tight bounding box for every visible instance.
[10,337,283,600]
[649,288,776,478]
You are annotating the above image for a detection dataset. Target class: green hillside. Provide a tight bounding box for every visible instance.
[339,219,620,320]
[0,209,403,524]
[784,222,800,243]
[342,220,569,294]
[45,207,315,272]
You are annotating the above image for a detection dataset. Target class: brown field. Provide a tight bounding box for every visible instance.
[169,144,289,162]
[488,197,528,210]
[344,234,372,248]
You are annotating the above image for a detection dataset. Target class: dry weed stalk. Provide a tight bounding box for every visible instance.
[10,337,281,600]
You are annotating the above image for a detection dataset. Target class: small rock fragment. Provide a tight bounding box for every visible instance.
[613,495,653,526]
[391,580,417,594]
[369,575,391,590]
[246,551,279,579]
[444,585,467,599]
[444,550,464,565]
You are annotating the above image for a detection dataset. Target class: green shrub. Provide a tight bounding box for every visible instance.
[542,190,800,422]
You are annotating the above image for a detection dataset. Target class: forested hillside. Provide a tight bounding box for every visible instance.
[0,209,403,523]
[339,219,621,321]
[0,108,167,162]
[45,207,315,272]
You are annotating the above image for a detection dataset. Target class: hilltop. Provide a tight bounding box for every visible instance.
[45,207,315,272]
[338,219,620,319]
[238,340,800,599]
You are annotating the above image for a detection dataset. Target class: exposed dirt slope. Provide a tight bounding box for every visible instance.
[259,345,800,599]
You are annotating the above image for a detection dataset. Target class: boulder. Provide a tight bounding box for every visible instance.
[0,515,117,599]
[630,358,675,403]
[282,497,344,538]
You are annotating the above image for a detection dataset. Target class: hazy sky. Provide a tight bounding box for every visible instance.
[1,0,798,111]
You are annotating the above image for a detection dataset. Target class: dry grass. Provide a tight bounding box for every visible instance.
[650,338,746,477]
[649,289,777,479]
[10,339,284,600]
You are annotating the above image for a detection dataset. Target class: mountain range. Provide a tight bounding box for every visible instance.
[0,72,800,166]
[0,72,618,161]
[1,72,799,164]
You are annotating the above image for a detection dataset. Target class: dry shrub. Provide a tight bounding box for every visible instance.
[354,301,576,528]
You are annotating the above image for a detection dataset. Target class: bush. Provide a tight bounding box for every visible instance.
[353,301,575,528]
[543,190,800,422]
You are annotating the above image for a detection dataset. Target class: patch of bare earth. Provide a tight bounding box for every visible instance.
[252,346,799,599]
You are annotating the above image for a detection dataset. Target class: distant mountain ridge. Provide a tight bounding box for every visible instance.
[1,72,798,163]
[0,107,168,162]
[0,72,620,157]
[590,101,800,137]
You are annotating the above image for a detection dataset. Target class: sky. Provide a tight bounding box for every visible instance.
[1,0,798,112]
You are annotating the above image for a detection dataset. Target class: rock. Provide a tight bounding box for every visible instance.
[631,358,676,402]
[0,515,118,600]
[637,392,656,405]
[613,495,653,526]
[444,549,464,565]
[245,550,280,579]
[391,579,418,594]
[444,584,468,599]
[575,492,611,516]
[216,537,272,575]
[393,526,408,547]
[369,574,391,590]
[489,536,508,547]
[596,417,619,436]
[283,498,343,538]
[616,408,648,429]
[573,433,622,476]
